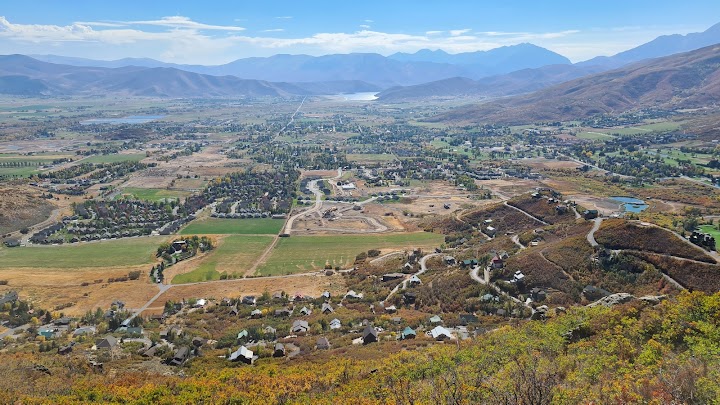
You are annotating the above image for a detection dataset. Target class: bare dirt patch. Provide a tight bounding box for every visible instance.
[520,158,584,170]
[0,185,56,235]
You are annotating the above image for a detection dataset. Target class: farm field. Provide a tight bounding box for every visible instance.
[81,153,146,164]
[118,187,190,202]
[171,235,274,283]
[699,225,720,251]
[256,232,444,276]
[180,218,285,235]
[0,237,164,269]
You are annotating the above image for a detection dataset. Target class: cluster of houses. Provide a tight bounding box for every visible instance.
[690,229,716,251]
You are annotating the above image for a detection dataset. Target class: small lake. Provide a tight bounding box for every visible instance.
[611,196,649,213]
[325,92,378,101]
[80,115,165,125]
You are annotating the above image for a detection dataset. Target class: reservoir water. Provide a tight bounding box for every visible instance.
[611,196,649,213]
[80,115,165,125]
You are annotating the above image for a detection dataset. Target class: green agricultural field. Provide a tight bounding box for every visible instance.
[256,232,444,276]
[172,235,274,283]
[0,237,165,269]
[180,218,285,235]
[698,225,720,251]
[118,187,190,202]
[82,153,146,164]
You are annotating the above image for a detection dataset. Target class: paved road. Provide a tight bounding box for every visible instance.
[469,265,526,307]
[283,168,343,235]
[274,96,306,141]
[369,251,404,265]
[511,234,526,250]
[0,323,31,339]
[586,217,603,247]
[382,252,441,303]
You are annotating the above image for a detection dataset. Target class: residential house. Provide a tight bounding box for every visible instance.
[170,346,190,366]
[72,326,96,336]
[274,308,293,317]
[250,309,263,319]
[345,290,364,300]
[316,337,331,350]
[228,346,255,364]
[459,314,478,325]
[291,320,310,334]
[58,344,73,355]
[382,273,405,282]
[583,210,599,220]
[329,318,342,330]
[321,303,334,314]
[513,271,525,283]
[321,291,331,300]
[273,343,286,357]
[193,299,207,308]
[241,296,257,305]
[95,335,118,349]
[150,314,166,323]
[491,255,504,269]
[362,325,378,344]
[430,326,453,341]
[299,306,312,316]
[530,288,547,302]
[384,305,397,314]
[408,275,422,286]
[403,292,417,304]
[444,256,456,265]
[38,327,56,339]
[429,315,443,324]
[461,259,478,268]
[237,330,249,340]
[263,326,277,336]
[401,327,416,340]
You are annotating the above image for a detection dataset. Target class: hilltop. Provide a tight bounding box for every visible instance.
[431,44,720,124]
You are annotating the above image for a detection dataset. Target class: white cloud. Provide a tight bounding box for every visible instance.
[359,25,371,29]
[449,29,471,36]
[364,19,374,23]
[118,16,245,31]
[0,16,708,64]
[275,16,293,19]
[261,28,285,33]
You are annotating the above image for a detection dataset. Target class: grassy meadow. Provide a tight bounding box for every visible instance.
[171,235,274,283]
[257,232,444,276]
[0,237,164,269]
[180,218,285,235]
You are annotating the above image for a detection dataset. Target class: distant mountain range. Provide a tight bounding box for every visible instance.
[578,22,720,69]
[376,23,720,102]
[376,64,607,101]
[431,44,720,124]
[31,43,570,87]
[0,22,718,100]
[0,55,382,97]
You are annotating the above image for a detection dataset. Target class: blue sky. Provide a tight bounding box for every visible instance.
[1,0,718,64]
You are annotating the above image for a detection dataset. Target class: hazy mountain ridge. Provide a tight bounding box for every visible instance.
[0,55,381,97]
[31,44,574,87]
[430,44,720,124]
[578,22,720,69]
[376,64,607,101]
